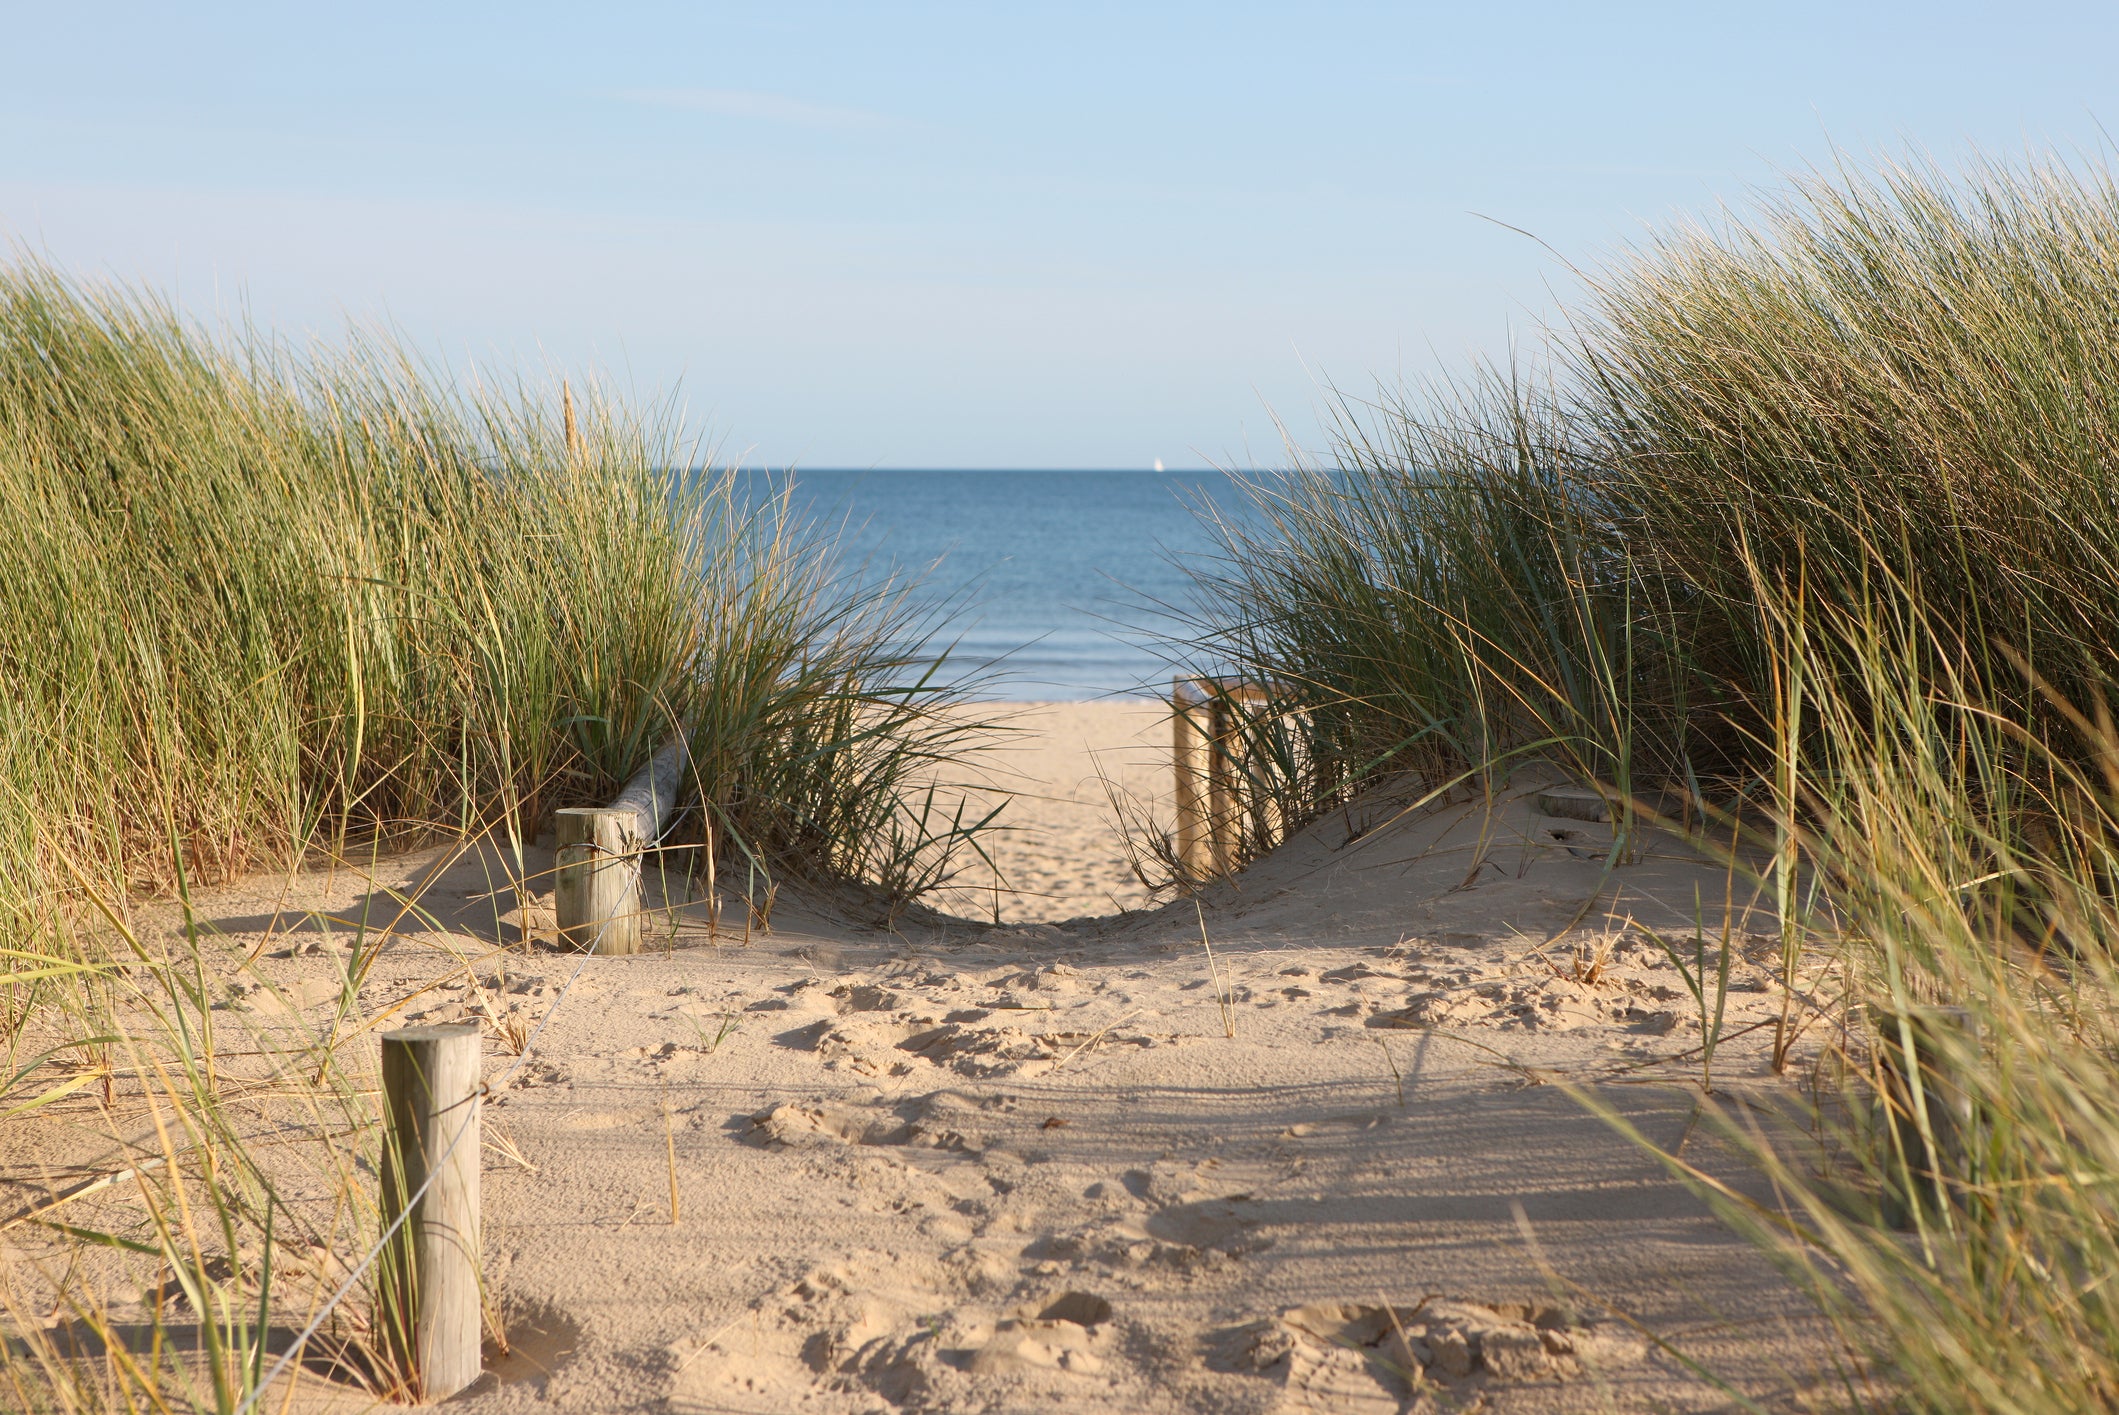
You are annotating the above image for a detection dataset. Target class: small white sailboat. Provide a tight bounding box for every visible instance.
[1152,458,1165,472]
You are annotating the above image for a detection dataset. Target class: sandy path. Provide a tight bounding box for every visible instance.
[1,707,1839,1413]
[923,700,1171,923]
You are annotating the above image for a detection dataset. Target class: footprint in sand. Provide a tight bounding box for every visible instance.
[744,1091,986,1153]
[1233,1297,1648,1410]
[667,1251,1122,1413]
[965,1291,1114,1375]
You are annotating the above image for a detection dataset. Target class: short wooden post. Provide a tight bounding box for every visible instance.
[554,807,642,954]
[552,740,690,955]
[1207,690,1239,877]
[1172,678,1214,880]
[1205,681,1268,877]
[1176,677,1274,880]
[378,1024,483,1403]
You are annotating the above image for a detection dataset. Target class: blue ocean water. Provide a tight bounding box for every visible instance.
[737,469,1254,700]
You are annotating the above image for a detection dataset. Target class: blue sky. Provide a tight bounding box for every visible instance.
[4,2,2115,467]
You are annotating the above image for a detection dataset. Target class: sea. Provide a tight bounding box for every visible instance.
[735,469,1259,701]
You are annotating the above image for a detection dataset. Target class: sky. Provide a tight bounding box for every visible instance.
[3,2,2117,468]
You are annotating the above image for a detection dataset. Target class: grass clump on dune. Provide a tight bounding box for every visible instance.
[1192,151,2119,821]
[1175,149,2119,1409]
[1585,153,2119,754]
[1182,372,1666,850]
[0,254,990,920]
[0,256,995,1409]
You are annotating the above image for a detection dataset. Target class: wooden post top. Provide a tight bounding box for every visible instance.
[381,1023,481,1044]
[1171,675,1275,705]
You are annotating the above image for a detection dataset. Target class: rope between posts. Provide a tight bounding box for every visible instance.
[234,874,631,1413]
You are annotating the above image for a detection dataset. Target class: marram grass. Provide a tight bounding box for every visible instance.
[0,256,999,1410]
[1170,148,2119,1411]
[0,255,995,925]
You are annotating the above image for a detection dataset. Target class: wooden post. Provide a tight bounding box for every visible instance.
[554,807,642,955]
[378,1024,483,1403]
[553,740,691,955]
[1176,678,1274,881]
[1205,680,1268,877]
[1172,678,1214,881]
[1207,690,1238,877]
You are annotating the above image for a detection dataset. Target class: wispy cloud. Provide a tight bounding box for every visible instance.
[615,87,897,132]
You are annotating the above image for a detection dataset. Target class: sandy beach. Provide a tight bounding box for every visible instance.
[3,701,1832,1413]
[16,24,2115,1413]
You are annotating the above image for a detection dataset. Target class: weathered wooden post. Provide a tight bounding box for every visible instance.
[1204,679,1269,877]
[1205,688,1235,878]
[553,807,643,954]
[1175,678,1275,880]
[378,1023,483,1403]
[1172,678,1214,880]
[1203,682,1242,878]
[553,739,690,955]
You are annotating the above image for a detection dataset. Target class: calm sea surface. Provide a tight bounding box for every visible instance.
[736,469,1258,701]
